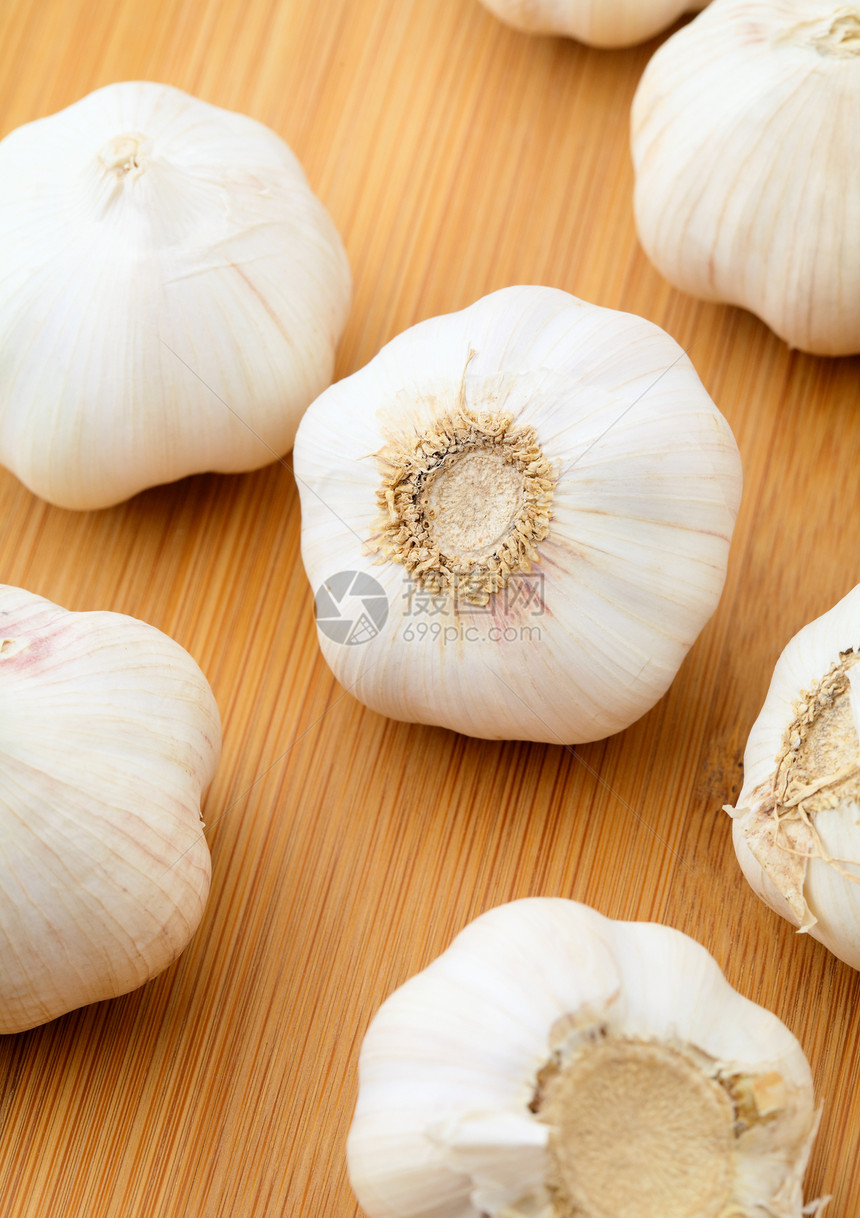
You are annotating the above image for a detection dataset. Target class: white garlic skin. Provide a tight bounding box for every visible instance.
[631,0,860,356]
[347,898,819,1218]
[0,585,221,1033]
[728,584,860,971]
[476,0,709,46]
[294,285,742,745]
[0,81,352,509]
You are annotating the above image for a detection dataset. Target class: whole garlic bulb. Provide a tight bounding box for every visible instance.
[294,286,742,744]
[631,0,860,356]
[0,81,351,509]
[348,898,821,1218]
[0,585,220,1033]
[727,584,860,970]
[476,0,709,46]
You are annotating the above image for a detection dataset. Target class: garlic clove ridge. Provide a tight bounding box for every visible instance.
[631,0,860,356]
[0,584,221,1032]
[0,82,352,509]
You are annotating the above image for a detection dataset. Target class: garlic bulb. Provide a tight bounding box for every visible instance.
[0,81,351,509]
[348,898,821,1218]
[727,584,860,971]
[476,0,709,46]
[631,0,860,356]
[294,285,741,744]
[0,585,220,1033]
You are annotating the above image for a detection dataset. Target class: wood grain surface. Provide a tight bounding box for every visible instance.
[1,1,859,1214]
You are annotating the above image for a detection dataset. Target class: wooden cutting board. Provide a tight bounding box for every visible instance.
[1,1,859,1213]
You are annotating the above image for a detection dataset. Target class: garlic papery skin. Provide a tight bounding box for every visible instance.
[631,0,860,356]
[293,285,742,744]
[476,0,710,47]
[347,898,821,1218]
[727,584,860,971]
[0,585,221,1033]
[0,81,351,509]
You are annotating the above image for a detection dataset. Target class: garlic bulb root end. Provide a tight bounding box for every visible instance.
[373,404,555,607]
[733,649,860,934]
[536,1037,738,1218]
[348,899,819,1218]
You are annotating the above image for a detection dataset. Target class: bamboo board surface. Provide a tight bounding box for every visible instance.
[1,0,859,1214]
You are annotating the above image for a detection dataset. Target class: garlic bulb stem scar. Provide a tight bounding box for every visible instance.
[99,133,147,176]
